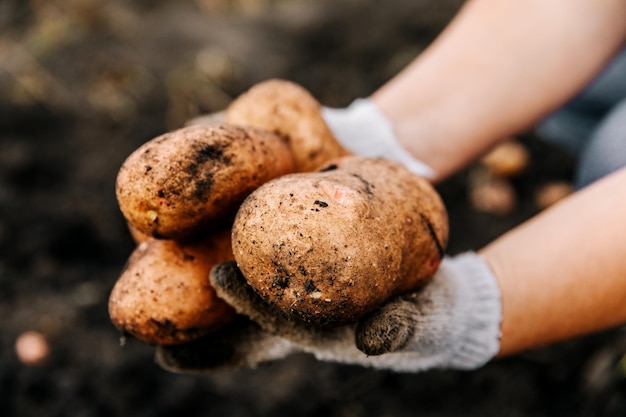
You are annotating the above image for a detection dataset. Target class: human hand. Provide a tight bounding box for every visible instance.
[156,252,502,373]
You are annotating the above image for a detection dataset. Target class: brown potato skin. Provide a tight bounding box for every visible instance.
[108,229,237,345]
[116,123,294,240]
[225,79,349,172]
[232,157,448,326]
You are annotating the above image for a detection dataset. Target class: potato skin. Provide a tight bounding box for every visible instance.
[225,79,349,172]
[116,123,294,240]
[108,229,237,345]
[232,157,448,326]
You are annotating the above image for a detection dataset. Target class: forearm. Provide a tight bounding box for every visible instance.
[372,0,626,181]
[479,167,626,356]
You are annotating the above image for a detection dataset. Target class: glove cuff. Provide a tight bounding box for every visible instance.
[443,252,502,369]
[321,99,435,178]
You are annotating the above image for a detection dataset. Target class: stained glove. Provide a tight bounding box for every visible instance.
[156,252,502,374]
[322,98,435,178]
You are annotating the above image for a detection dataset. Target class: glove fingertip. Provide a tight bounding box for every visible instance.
[210,261,292,334]
[210,261,259,308]
[210,261,243,292]
[355,302,416,356]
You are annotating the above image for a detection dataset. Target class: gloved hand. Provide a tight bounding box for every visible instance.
[156,252,502,374]
[322,98,435,178]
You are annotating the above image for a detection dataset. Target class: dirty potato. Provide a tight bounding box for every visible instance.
[225,79,349,172]
[232,157,448,326]
[116,123,294,240]
[109,228,237,345]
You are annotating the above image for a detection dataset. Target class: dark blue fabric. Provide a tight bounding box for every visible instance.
[536,48,626,188]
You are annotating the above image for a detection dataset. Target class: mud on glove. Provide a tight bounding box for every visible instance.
[156,252,501,373]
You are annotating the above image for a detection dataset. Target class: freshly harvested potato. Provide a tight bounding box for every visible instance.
[232,157,448,326]
[116,123,294,240]
[109,228,237,345]
[225,79,349,172]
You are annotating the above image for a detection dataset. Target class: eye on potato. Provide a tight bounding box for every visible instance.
[232,156,448,326]
[116,123,294,240]
[108,228,237,345]
[225,79,349,173]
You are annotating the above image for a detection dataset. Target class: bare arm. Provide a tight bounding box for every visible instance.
[372,0,626,181]
[479,167,626,356]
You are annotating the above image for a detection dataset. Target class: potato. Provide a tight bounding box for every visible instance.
[225,79,349,172]
[232,157,448,326]
[109,228,237,345]
[480,140,529,177]
[116,123,294,240]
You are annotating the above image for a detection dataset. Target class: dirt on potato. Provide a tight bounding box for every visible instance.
[233,157,447,325]
[116,123,293,240]
[2,1,625,417]
[108,230,236,345]
[225,79,349,172]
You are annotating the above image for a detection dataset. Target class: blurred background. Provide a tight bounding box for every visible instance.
[1,1,626,416]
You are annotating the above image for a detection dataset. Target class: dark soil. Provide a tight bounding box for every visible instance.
[2,1,626,416]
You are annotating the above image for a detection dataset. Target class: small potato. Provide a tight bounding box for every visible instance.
[469,177,517,215]
[232,157,448,326]
[225,79,349,172]
[535,181,573,209]
[108,229,237,345]
[116,123,294,240]
[480,140,529,177]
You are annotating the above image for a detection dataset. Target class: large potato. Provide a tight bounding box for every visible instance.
[232,157,448,326]
[108,229,237,345]
[116,123,294,240]
[225,79,349,172]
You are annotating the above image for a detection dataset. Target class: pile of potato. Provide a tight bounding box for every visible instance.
[109,79,449,345]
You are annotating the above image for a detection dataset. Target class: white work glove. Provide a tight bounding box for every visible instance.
[322,98,435,178]
[156,252,502,374]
